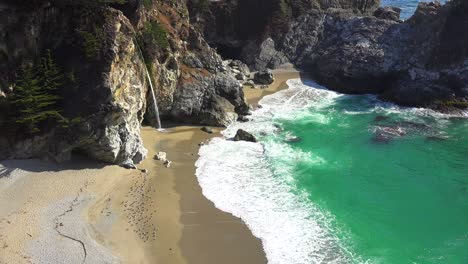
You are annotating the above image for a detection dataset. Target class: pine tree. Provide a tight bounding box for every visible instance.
[12,50,64,134]
[39,50,64,92]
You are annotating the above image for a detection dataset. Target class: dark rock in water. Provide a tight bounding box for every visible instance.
[399,121,432,131]
[376,126,407,137]
[273,123,283,131]
[372,125,407,143]
[201,127,214,134]
[237,115,250,122]
[426,135,448,141]
[284,135,301,142]
[233,129,257,142]
[254,70,275,85]
[374,115,390,123]
[372,134,393,144]
[374,6,402,21]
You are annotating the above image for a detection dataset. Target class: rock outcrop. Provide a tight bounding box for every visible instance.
[190,0,468,110]
[188,0,381,70]
[254,70,275,85]
[0,4,148,165]
[233,129,257,142]
[279,1,468,108]
[0,0,249,164]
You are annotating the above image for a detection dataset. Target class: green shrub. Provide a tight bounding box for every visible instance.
[78,27,105,59]
[12,50,66,134]
[143,21,169,49]
[143,0,153,9]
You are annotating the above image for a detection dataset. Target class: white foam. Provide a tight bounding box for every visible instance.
[196,138,349,264]
[222,79,341,138]
[195,78,466,264]
[195,79,358,263]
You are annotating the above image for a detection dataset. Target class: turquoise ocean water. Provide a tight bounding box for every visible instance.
[196,79,468,263]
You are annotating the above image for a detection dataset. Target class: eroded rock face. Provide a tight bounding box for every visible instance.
[133,1,249,127]
[279,1,468,108]
[188,0,380,70]
[374,6,402,21]
[0,0,249,164]
[190,0,467,110]
[0,6,148,165]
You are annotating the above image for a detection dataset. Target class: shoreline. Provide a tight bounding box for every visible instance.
[0,69,302,264]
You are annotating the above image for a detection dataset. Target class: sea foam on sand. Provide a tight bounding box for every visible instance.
[195,79,349,264]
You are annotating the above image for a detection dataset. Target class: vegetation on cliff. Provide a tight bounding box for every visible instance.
[11,51,66,134]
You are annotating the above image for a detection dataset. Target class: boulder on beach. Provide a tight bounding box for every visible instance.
[201,127,214,134]
[254,70,275,85]
[233,129,257,142]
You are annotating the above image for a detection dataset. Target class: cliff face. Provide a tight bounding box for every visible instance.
[1,0,466,164]
[191,0,468,110]
[280,1,468,108]
[188,0,380,68]
[0,0,249,165]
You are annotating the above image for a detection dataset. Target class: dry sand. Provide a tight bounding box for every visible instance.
[0,69,302,264]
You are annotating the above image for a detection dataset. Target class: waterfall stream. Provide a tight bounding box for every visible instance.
[134,38,162,129]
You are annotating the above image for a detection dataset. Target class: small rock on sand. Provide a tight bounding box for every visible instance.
[154,152,167,162]
[201,127,213,134]
[164,160,172,168]
[121,161,137,170]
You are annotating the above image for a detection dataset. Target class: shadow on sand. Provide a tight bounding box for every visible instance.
[0,153,107,177]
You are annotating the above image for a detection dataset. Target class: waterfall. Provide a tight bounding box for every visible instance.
[134,38,162,129]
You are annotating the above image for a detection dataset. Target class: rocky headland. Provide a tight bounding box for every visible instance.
[190,0,468,107]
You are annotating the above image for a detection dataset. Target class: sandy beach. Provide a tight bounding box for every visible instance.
[0,69,301,264]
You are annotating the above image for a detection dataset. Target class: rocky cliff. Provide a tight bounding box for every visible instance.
[1,0,466,165]
[0,0,249,165]
[190,0,468,110]
[280,1,468,109]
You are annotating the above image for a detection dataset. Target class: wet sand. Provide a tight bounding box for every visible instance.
[244,69,302,107]
[0,69,301,264]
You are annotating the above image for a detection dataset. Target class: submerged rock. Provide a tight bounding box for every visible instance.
[284,135,302,143]
[372,125,408,143]
[233,129,257,142]
[237,115,250,122]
